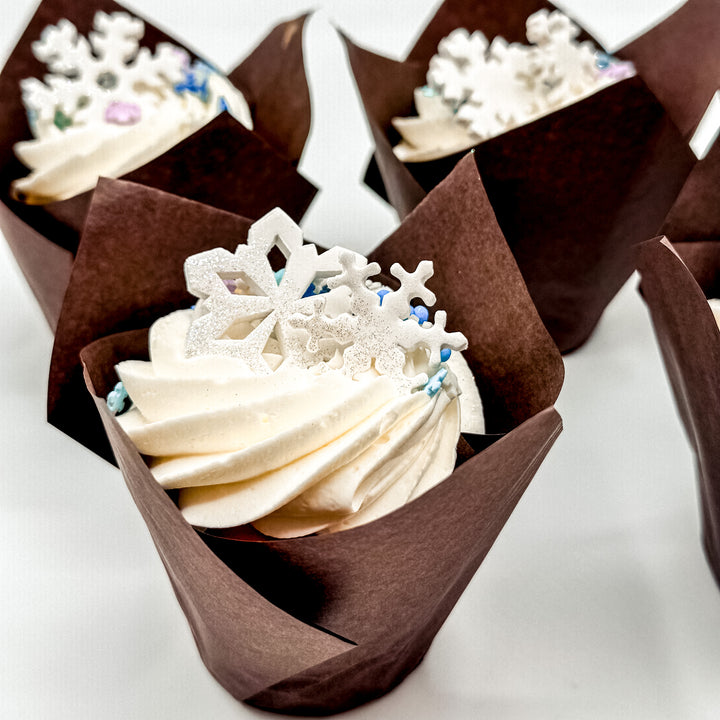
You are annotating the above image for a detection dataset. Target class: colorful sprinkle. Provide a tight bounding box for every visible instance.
[377,288,390,305]
[218,96,229,113]
[53,108,73,130]
[440,348,451,362]
[411,305,429,324]
[274,268,285,285]
[105,101,141,125]
[106,381,129,415]
[594,52,611,70]
[425,367,448,397]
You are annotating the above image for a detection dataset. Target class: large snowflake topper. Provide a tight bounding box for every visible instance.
[184,208,363,374]
[21,12,187,138]
[392,9,635,161]
[183,209,468,393]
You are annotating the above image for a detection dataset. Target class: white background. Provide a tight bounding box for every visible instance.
[3,1,720,718]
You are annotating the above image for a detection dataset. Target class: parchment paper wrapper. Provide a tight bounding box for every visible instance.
[637,122,720,587]
[0,0,316,330]
[342,0,705,353]
[52,155,563,712]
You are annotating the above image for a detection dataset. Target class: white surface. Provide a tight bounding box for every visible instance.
[2,1,720,718]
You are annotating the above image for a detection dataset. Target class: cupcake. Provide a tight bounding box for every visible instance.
[0,0,316,329]
[109,207,484,537]
[11,10,252,205]
[392,9,635,163]
[48,155,563,712]
[342,0,701,351]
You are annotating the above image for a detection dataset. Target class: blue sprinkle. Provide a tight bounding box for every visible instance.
[302,282,316,298]
[425,367,448,397]
[440,348,451,362]
[595,51,611,70]
[218,96,229,113]
[377,288,390,305]
[274,268,285,285]
[106,381,129,415]
[421,85,438,97]
[411,305,429,324]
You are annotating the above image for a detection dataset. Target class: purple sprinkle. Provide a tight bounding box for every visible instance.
[598,60,635,81]
[105,101,141,125]
[223,278,237,293]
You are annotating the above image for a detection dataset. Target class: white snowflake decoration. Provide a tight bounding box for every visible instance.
[183,209,468,393]
[392,9,636,162]
[21,12,187,138]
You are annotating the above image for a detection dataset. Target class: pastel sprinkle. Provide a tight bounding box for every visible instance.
[53,108,73,130]
[440,348,451,362]
[411,305,429,324]
[377,288,390,305]
[425,367,448,397]
[274,268,285,285]
[594,52,611,70]
[106,381,128,415]
[105,101,141,125]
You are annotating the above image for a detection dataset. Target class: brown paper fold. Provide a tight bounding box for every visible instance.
[342,0,697,352]
[61,157,562,712]
[620,0,720,140]
[0,0,316,331]
[637,238,720,587]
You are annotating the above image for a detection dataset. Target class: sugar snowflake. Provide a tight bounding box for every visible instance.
[21,12,187,138]
[183,209,467,393]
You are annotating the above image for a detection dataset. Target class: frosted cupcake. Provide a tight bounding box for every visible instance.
[11,10,252,204]
[109,208,484,537]
[392,9,634,162]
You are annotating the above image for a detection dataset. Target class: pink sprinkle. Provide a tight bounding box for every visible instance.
[599,61,635,81]
[105,101,142,125]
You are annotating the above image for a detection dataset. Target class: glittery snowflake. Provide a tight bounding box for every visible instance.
[20,11,189,138]
[290,252,467,393]
[184,208,361,374]
[183,209,467,393]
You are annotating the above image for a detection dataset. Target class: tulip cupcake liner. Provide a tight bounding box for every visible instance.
[0,0,316,330]
[49,155,564,712]
[638,136,720,588]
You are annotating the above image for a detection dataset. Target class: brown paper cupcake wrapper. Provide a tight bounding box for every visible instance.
[638,112,720,586]
[70,154,562,712]
[342,0,706,353]
[637,237,720,588]
[0,0,316,330]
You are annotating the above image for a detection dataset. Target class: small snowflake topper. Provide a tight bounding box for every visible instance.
[392,9,635,161]
[19,11,245,139]
[183,208,468,393]
[20,12,187,137]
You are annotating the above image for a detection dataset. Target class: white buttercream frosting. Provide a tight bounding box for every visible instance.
[111,209,484,537]
[116,309,482,537]
[392,9,636,163]
[12,11,252,204]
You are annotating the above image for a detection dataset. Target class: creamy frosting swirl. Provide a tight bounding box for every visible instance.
[116,309,483,537]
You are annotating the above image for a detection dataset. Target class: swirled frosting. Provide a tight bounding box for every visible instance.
[12,11,252,204]
[115,309,482,537]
